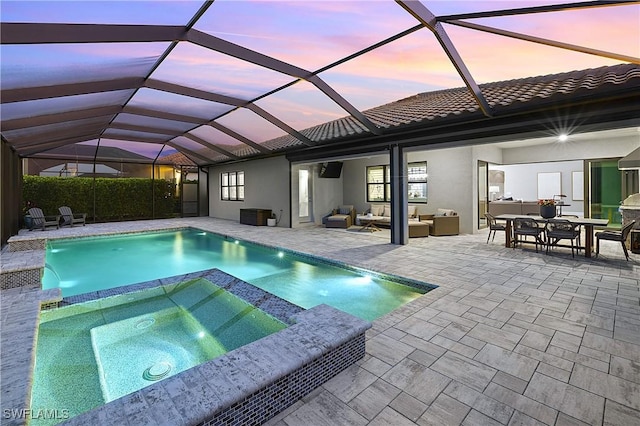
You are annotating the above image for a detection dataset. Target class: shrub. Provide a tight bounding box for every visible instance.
[22,176,176,221]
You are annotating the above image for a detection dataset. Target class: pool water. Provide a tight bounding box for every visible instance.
[30,278,286,424]
[43,228,430,320]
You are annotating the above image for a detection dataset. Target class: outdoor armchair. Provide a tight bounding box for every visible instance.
[27,207,60,231]
[322,205,356,229]
[59,206,87,227]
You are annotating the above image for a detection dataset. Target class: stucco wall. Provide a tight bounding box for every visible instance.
[342,147,476,234]
[208,156,290,227]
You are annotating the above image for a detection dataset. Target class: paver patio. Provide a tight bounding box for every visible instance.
[1,217,638,425]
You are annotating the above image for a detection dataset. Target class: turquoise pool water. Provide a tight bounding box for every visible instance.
[43,228,430,320]
[30,278,286,425]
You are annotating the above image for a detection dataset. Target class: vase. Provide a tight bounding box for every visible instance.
[24,215,33,230]
[539,205,556,219]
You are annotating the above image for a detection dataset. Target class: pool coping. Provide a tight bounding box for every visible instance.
[2,227,379,426]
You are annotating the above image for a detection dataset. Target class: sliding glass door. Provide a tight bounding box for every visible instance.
[587,158,639,229]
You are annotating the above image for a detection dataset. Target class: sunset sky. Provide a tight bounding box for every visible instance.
[1,1,638,158]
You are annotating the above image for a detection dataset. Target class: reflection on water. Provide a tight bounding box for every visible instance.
[43,228,430,320]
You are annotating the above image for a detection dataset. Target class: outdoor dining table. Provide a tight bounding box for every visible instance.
[494,214,609,258]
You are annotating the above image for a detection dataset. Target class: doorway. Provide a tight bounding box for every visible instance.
[298,167,312,223]
[478,161,488,229]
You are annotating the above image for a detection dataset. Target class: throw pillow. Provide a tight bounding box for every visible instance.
[383,205,392,217]
[408,205,417,218]
[339,205,352,215]
[436,208,457,217]
[371,205,383,216]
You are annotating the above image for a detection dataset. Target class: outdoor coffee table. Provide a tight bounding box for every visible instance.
[359,217,383,232]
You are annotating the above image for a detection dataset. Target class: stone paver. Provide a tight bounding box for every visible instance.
[2,217,639,426]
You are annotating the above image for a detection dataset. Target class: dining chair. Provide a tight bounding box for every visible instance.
[545,219,581,257]
[595,220,636,261]
[560,215,582,247]
[513,217,545,252]
[485,213,506,243]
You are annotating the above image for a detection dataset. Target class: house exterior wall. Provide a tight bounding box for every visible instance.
[341,147,476,234]
[208,156,290,228]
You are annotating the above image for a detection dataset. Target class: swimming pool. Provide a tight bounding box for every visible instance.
[30,277,288,424]
[43,228,432,320]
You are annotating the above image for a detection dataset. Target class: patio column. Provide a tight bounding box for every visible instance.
[390,144,408,245]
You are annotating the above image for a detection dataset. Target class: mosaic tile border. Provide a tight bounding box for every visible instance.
[62,304,371,426]
[203,333,366,426]
[7,238,46,252]
[0,268,41,291]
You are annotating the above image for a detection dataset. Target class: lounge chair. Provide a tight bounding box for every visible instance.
[28,207,60,231]
[59,206,87,227]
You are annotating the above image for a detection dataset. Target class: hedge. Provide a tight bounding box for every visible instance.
[22,176,176,221]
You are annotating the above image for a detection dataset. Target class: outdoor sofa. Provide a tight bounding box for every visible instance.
[419,208,460,236]
[357,204,430,238]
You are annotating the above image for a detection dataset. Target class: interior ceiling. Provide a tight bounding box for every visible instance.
[1,0,639,167]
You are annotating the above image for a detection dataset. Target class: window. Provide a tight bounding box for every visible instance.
[221,171,244,201]
[366,162,427,203]
[407,162,427,202]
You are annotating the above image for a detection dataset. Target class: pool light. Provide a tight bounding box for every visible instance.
[350,275,373,286]
[277,251,284,258]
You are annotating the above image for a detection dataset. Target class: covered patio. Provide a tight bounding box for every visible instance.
[2,218,639,424]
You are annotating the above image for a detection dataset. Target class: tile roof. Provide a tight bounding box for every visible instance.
[159,151,197,167]
[300,63,640,145]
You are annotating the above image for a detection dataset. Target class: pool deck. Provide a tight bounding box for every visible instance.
[1,217,639,425]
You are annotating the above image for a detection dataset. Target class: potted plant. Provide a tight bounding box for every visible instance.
[267,212,277,227]
[23,200,34,230]
[538,199,556,218]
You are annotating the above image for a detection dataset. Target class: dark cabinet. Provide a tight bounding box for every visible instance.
[240,209,272,226]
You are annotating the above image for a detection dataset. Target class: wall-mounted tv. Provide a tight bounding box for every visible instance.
[318,161,343,178]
